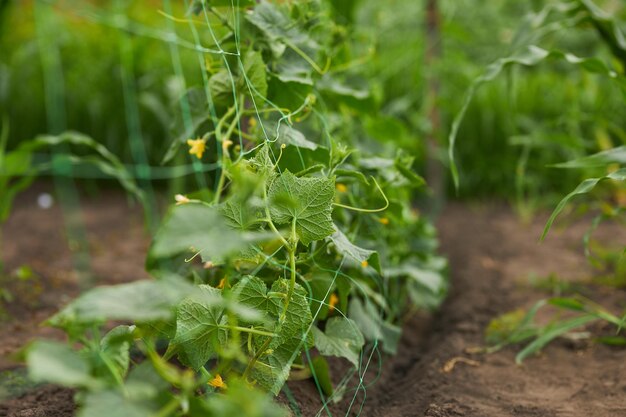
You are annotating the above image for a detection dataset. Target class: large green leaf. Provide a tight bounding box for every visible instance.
[203,378,289,417]
[266,121,319,151]
[249,279,312,395]
[27,341,96,389]
[268,170,335,245]
[92,325,134,384]
[211,69,235,104]
[48,279,194,327]
[232,275,279,320]
[552,146,626,169]
[348,297,382,341]
[150,203,258,263]
[240,50,268,100]
[312,317,364,367]
[219,199,263,231]
[542,168,626,239]
[329,227,381,273]
[173,285,227,370]
[78,390,159,417]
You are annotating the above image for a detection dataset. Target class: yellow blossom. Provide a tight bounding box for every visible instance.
[187,138,206,159]
[222,139,233,153]
[175,194,191,205]
[361,260,369,268]
[208,374,227,389]
[216,278,226,289]
[328,293,339,312]
[336,183,348,193]
[378,217,390,225]
[249,117,257,129]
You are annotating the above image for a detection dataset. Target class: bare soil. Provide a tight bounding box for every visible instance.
[1,189,625,417]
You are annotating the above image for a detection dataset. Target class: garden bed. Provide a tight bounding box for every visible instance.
[1,188,625,417]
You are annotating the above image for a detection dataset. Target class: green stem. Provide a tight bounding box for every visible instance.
[242,336,272,380]
[262,189,290,248]
[333,176,390,213]
[218,324,276,337]
[213,98,243,204]
[280,220,298,323]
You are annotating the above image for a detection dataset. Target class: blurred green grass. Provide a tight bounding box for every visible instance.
[1,0,624,203]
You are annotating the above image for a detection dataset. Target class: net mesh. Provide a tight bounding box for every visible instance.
[14,1,390,414]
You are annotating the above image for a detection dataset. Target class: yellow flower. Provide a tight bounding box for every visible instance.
[187,138,206,159]
[361,260,369,268]
[208,374,227,390]
[249,117,257,129]
[378,217,389,225]
[336,183,348,193]
[216,278,226,289]
[328,293,339,312]
[175,194,191,205]
[222,139,233,153]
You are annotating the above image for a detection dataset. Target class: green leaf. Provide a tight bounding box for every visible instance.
[240,50,268,100]
[348,298,382,341]
[329,227,381,273]
[27,341,96,388]
[385,259,446,295]
[516,315,597,364]
[310,356,333,397]
[268,170,335,245]
[48,279,193,327]
[394,156,426,188]
[219,199,263,231]
[209,70,235,107]
[15,132,143,202]
[552,146,626,169]
[204,378,289,417]
[246,1,317,57]
[231,275,279,322]
[249,144,277,182]
[542,168,626,240]
[266,121,319,151]
[78,390,159,417]
[548,297,586,312]
[312,317,364,367]
[273,49,314,85]
[173,285,227,370]
[380,321,402,355]
[318,75,370,101]
[125,362,170,400]
[93,325,134,383]
[448,45,626,190]
[250,279,312,395]
[150,203,254,263]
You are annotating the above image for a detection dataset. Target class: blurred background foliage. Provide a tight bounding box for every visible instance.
[1,0,625,206]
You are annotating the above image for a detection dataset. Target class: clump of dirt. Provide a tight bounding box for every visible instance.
[2,194,626,417]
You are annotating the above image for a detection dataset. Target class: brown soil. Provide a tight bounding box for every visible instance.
[362,203,626,417]
[1,191,625,416]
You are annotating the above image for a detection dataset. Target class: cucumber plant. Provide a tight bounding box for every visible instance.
[25,1,445,415]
